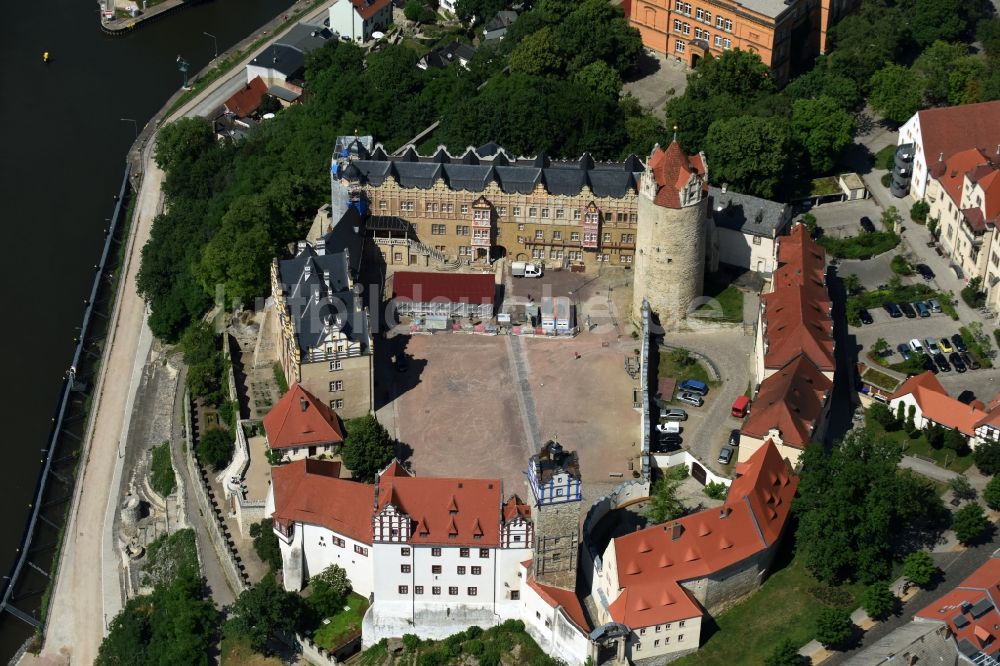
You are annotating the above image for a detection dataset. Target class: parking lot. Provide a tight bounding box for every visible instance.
[809,198,886,239]
[652,330,754,476]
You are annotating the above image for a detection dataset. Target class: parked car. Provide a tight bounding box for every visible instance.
[952,264,965,280]
[859,308,874,325]
[884,302,903,318]
[935,353,951,372]
[676,392,704,407]
[678,379,709,395]
[923,354,939,374]
[952,334,968,353]
[656,434,682,449]
[660,408,688,421]
[924,337,940,354]
[728,429,741,447]
[938,338,954,354]
[897,343,911,360]
[731,395,751,418]
[909,339,924,353]
[718,446,734,465]
[860,216,876,233]
[914,301,930,318]
[916,264,935,281]
[928,298,943,313]
[950,352,967,373]
[900,302,918,318]
[962,351,980,370]
[656,422,681,434]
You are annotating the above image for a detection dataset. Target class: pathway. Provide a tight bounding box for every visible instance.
[900,455,959,483]
[170,365,237,609]
[505,334,542,453]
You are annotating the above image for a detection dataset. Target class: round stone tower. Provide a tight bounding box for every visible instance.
[631,139,709,330]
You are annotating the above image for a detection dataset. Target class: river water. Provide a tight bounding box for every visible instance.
[0,0,294,656]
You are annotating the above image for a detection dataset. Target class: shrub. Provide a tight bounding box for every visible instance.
[867,402,896,430]
[150,442,176,497]
[882,206,902,232]
[465,625,484,639]
[881,172,892,188]
[962,277,986,308]
[890,254,912,275]
[818,231,900,259]
[911,200,930,223]
[403,634,422,652]
[249,519,282,571]
[765,640,804,666]
[953,503,990,545]
[814,607,854,649]
[944,429,971,455]
[197,428,233,471]
[704,481,728,500]
[903,551,938,588]
[949,476,977,501]
[984,475,1000,509]
[272,362,289,394]
[978,439,1000,475]
[862,582,898,620]
[802,213,817,237]
[464,639,484,655]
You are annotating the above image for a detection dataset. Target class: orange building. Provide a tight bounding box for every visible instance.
[627,0,859,84]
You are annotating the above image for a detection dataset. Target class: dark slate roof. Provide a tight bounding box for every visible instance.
[279,23,333,53]
[708,185,790,239]
[276,243,369,352]
[484,10,518,33]
[337,142,644,198]
[250,44,305,78]
[267,85,301,102]
[420,41,478,69]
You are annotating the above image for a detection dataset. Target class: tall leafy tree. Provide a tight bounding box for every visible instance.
[341,415,397,482]
[227,575,305,654]
[791,96,855,174]
[869,65,924,125]
[704,116,793,199]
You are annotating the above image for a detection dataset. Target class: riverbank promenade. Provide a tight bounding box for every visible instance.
[17,0,337,663]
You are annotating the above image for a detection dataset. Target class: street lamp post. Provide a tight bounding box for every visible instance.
[203,31,218,59]
[120,118,138,139]
[176,54,190,89]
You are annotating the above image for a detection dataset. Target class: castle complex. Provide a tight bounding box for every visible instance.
[329,136,714,329]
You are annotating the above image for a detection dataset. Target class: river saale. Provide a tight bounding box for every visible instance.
[0,0,294,657]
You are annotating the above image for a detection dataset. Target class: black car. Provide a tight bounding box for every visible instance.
[897,343,911,360]
[860,216,876,233]
[899,302,918,318]
[935,353,952,372]
[923,354,939,374]
[728,429,741,447]
[859,308,873,325]
[916,263,935,280]
[884,302,903,318]
[655,434,682,450]
[952,334,968,353]
[962,351,980,370]
[950,352,967,373]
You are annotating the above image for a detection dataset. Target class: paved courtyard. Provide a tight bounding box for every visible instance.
[810,198,885,239]
[622,50,690,117]
[391,327,643,506]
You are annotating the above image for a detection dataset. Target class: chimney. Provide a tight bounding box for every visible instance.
[300,396,308,412]
[316,238,326,256]
[939,152,944,163]
[721,183,728,194]
[670,523,684,541]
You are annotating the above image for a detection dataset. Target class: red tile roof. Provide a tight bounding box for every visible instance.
[271,459,375,544]
[263,383,344,450]
[933,148,989,212]
[646,141,706,209]
[224,76,268,117]
[502,495,531,522]
[392,271,495,306]
[891,371,985,436]
[351,0,391,20]
[742,356,832,448]
[609,441,797,627]
[916,557,1000,660]
[524,562,590,632]
[376,473,504,547]
[918,101,1000,172]
[761,286,834,372]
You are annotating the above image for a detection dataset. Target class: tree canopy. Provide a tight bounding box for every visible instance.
[341,415,397,482]
[227,575,306,654]
[794,429,948,585]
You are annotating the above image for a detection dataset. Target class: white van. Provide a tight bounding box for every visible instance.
[511,261,543,278]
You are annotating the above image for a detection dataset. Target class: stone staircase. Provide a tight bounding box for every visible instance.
[409,240,462,270]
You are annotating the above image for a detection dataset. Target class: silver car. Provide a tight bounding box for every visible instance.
[676,392,704,407]
[659,408,688,421]
[718,446,733,464]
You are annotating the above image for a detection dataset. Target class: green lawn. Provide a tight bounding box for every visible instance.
[694,274,744,322]
[657,348,716,389]
[220,636,283,666]
[313,593,369,650]
[674,547,864,666]
[810,176,841,196]
[882,428,974,473]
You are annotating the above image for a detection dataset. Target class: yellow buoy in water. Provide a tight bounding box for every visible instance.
[42,52,50,63]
